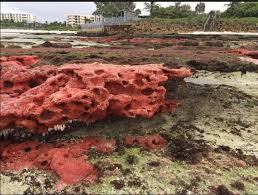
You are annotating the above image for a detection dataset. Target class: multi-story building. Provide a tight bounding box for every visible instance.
[66,14,101,27]
[0,13,36,23]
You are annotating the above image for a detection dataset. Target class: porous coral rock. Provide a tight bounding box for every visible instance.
[0,137,116,191]
[0,55,40,67]
[0,56,192,135]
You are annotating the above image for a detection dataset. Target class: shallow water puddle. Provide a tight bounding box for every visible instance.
[186,71,258,97]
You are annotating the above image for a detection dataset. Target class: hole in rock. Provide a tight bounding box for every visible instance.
[118,73,123,78]
[142,88,154,95]
[146,75,151,82]
[73,101,83,106]
[62,116,68,121]
[93,88,101,95]
[95,70,105,75]
[35,144,41,150]
[152,139,157,145]
[133,139,138,144]
[134,79,144,86]
[39,110,55,120]
[91,100,98,107]
[49,81,56,86]
[66,70,75,77]
[23,147,31,153]
[122,81,129,85]
[105,81,124,95]
[124,104,131,110]
[41,160,48,166]
[135,73,144,80]
[3,81,13,88]
[33,98,44,106]
[57,77,63,82]
[56,102,66,109]
[162,69,170,74]
[28,79,39,88]
[150,101,156,105]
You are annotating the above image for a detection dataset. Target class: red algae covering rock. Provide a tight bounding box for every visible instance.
[231,49,258,59]
[0,135,167,190]
[0,56,192,134]
[0,137,116,191]
[124,134,168,150]
[0,55,40,67]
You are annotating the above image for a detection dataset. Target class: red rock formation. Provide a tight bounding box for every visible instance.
[232,49,258,59]
[0,137,116,191]
[124,134,168,150]
[0,56,192,135]
[0,55,40,67]
[0,134,167,190]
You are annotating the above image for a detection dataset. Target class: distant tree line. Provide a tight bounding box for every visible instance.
[222,2,258,17]
[93,2,139,17]
[93,1,258,18]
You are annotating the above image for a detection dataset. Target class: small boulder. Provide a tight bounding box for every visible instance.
[34,41,72,48]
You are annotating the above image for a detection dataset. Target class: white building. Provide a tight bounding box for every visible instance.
[0,13,36,23]
[66,14,101,27]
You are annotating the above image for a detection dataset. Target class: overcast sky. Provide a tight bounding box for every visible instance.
[1,2,230,22]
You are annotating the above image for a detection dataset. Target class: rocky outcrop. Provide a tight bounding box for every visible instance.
[33,41,72,48]
[0,134,167,190]
[0,137,116,191]
[0,56,192,135]
[0,55,40,67]
[232,49,258,59]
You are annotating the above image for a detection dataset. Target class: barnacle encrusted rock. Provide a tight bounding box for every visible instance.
[0,56,192,135]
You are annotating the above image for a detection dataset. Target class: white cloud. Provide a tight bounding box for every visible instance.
[1,2,29,14]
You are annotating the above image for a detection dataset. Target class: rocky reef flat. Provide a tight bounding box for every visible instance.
[0,33,258,194]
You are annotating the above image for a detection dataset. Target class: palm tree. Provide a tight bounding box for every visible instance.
[144,1,156,16]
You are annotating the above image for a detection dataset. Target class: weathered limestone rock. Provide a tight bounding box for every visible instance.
[0,56,192,135]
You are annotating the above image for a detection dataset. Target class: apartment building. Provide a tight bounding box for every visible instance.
[0,13,36,23]
[66,14,101,27]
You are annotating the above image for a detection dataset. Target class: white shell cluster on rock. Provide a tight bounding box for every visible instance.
[0,128,14,137]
